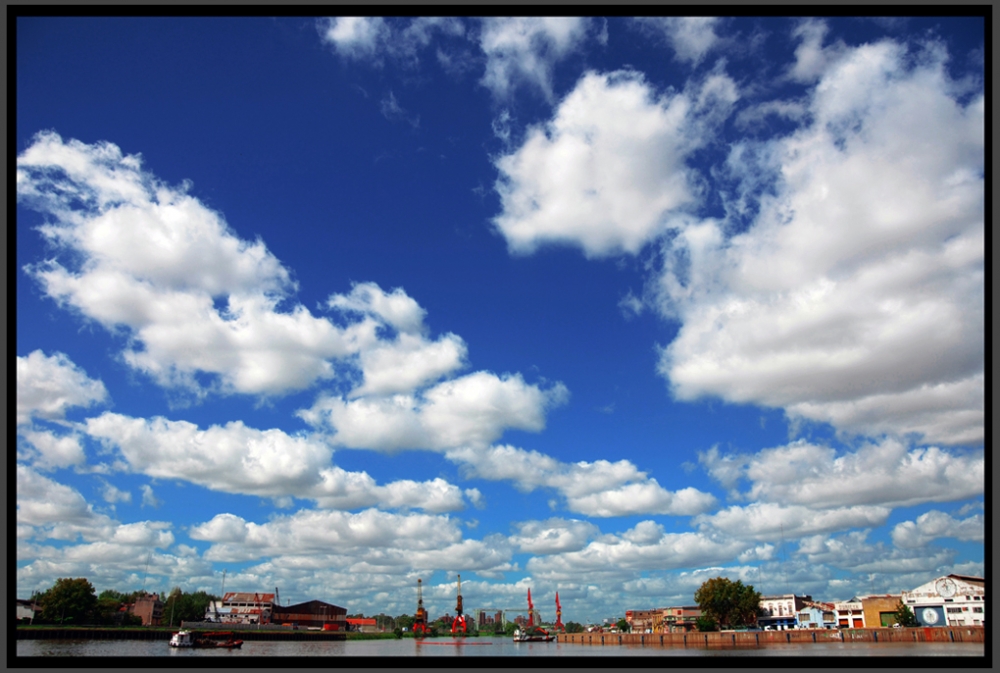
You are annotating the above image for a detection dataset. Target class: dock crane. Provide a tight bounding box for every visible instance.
[451,574,469,635]
[526,588,535,627]
[554,592,564,632]
[412,579,429,638]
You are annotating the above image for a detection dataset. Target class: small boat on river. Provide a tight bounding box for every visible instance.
[169,629,243,648]
[513,626,555,643]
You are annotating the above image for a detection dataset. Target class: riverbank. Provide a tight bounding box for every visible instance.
[15,626,346,641]
[557,625,984,647]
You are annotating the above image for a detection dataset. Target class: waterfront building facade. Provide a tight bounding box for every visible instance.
[16,599,39,622]
[858,594,903,628]
[834,598,865,628]
[794,601,837,629]
[759,595,811,630]
[130,592,164,626]
[659,606,701,632]
[901,574,985,627]
[625,607,702,633]
[624,609,660,633]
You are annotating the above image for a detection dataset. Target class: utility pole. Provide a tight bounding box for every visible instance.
[140,550,152,594]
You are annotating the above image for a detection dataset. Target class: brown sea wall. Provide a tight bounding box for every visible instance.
[556,626,984,647]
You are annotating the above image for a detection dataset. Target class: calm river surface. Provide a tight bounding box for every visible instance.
[16,636,985,658]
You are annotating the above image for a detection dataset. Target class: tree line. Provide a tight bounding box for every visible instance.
[20,577,218,627]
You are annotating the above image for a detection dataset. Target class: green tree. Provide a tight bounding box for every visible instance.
[565,621,585,633]
[694,577,762,629]
[616,618,631,633]
[395,613,414,630]
[37,578,99,625]
[696,615,719,632]
[504,621,518,636]
[893,601,918,627]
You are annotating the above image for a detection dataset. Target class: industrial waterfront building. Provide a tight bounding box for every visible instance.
[346,617,377,632]
[272,600,347,629]
[205,592,275,624]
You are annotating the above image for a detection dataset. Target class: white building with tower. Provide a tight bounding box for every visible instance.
[901,574,985,627]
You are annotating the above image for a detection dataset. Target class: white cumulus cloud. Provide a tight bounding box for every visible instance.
[17,350,108,425]
[891,510,984,549]
[302,372,568,452]
[700,438,983,510]
[656,38,983,445]
[492,69,736,257]
[509,518,599,554]
[84,412,473,513]
[447,444,717,517]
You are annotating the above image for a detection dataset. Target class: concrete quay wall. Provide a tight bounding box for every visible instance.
[557,626,984,647]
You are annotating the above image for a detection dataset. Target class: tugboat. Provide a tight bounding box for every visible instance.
[169,629,243,648]
[512,625,556,643]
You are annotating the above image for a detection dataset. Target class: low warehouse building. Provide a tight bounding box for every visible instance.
[272,600,347,630]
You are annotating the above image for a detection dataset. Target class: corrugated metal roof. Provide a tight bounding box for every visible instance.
[222,592,276,603]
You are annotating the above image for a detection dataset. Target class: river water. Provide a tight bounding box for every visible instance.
[16,636,985,658]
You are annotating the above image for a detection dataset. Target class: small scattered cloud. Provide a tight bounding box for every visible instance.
[379,90,420,128]
[140,484,162,508]
[633,17,723,66]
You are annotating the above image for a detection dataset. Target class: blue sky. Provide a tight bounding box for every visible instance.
[16,15,984,624]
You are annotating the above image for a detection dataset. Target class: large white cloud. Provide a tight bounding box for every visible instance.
[656,36,983,445]
[17,134,488,403]
[83,412,471,513]
[701,438,983,510]
[189,508,470,564]
[526,524,748,580]
[17,350,108,425]
[492,69,736,257]
[695,502,891,541]
[446,444,717,517]
[891,510,984,549]
[302,371,568,452]
[17,132,387,397]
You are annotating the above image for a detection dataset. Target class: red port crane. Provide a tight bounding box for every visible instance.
[451,574,469,635]
[527,588,535,627]
[412,578,429,638]
[554,592,564,632]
